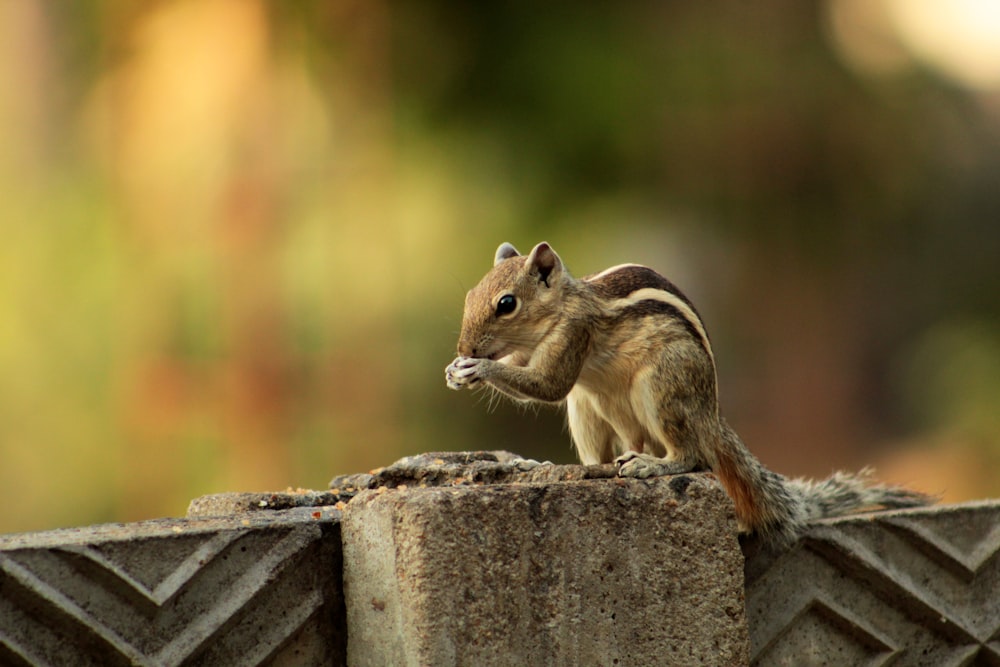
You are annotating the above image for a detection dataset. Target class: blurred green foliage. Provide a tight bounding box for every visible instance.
[1,0,998,533]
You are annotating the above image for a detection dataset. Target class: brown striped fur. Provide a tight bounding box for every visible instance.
[445,242,933,545]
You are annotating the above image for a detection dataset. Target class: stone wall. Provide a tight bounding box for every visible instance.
[0,509,344,666]
[745,500,1000,665]
[1,451,997,666]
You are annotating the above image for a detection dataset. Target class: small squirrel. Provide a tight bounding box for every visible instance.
[445,241,933,544]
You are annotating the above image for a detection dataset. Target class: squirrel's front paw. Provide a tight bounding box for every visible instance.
[445,356,483,390]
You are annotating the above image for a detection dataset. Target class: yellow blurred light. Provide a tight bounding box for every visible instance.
[828,0,1000,91]
[888,0,1000,90]
[826,0,913,77]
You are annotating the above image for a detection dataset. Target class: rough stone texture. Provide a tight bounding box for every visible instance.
[187,489,349,517]
[744,499,1000,666]
[189,451,618,519]
[341,473,749,667]
[328,450,618,493]
[0,509,344,666]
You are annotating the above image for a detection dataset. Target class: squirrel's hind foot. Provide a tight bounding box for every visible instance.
[615,452,696,479]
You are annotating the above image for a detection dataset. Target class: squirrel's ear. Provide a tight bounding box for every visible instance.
[494,242,520,266]
[525,242,563,287]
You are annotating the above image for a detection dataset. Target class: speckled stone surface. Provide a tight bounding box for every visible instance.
[743,499,1000,666]
[341,473,748,667]
[0,511,344,666]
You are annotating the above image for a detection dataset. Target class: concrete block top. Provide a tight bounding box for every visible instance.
[189,450,621,518]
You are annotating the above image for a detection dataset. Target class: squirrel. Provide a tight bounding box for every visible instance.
[445,241,934,545]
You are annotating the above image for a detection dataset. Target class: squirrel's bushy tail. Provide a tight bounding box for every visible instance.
[785,468,934,523]
[712,421,935,546]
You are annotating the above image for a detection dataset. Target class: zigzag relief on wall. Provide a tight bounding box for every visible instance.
[47,531,242,615]
[747,506,1000,666]
[0,523,330,666]
[753,595,900,667]
[883,508,1000,582]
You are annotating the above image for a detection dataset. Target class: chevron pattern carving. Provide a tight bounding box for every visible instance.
[746,502,1000,667]
[0,515,344,666]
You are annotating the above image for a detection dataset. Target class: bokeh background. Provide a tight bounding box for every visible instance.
[2,0,999,534]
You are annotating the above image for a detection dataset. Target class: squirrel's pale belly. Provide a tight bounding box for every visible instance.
[569,357,678,461]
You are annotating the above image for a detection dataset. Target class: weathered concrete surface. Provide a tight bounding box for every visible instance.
[187,489,349,517]
[189,451,618,519]
[744,499,1000,666]
[328,450,618,491]
[189,451,616,518]
[341,474,749,667]
[0,509,344,666]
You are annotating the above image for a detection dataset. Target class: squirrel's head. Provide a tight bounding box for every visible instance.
[457,241,568,360]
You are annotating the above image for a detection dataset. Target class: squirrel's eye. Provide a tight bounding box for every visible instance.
[496,294,517,316]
